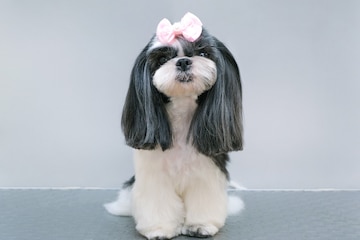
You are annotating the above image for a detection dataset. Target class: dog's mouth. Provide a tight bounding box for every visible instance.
[176,71,193,83]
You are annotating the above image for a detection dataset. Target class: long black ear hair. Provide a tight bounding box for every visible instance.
[121,42,172,150]
[190,38,243,156]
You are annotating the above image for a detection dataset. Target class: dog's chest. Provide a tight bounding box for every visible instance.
[163,97,200,175]
[167,97,197,142]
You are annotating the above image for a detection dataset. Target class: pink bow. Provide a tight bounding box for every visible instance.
[156,12,203,44]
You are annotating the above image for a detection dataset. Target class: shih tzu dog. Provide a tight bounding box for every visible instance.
[105,12,244,239]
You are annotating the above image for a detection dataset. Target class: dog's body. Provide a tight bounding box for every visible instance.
[105,13,244,239]
[132,97,229,239]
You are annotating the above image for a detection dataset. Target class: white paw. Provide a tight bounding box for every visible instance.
[140,227,180,240]
[181,224,219,237]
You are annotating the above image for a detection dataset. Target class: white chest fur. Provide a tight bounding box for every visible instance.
[163,96,199,176]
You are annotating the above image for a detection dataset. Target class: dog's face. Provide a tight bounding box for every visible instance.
[122,14,243,155]
[147,36,217,97]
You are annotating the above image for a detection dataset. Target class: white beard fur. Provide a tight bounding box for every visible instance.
[105,97,244,239]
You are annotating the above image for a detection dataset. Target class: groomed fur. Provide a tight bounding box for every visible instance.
[106,23,244,240]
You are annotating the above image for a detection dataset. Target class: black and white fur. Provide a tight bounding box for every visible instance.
[105,28,244,239]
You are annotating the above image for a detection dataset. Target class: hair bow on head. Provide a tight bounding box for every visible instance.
[156,12,203,44]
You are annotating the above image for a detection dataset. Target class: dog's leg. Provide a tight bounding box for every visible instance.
[132,150,184,240]
[182,159,228,237]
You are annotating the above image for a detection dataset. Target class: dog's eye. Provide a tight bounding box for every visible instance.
[198,51,209,58]
[158,56,168,65]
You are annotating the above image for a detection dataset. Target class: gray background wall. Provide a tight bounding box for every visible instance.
[1,0,359,189]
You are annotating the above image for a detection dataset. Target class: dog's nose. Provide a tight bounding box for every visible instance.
[176,58,192,71]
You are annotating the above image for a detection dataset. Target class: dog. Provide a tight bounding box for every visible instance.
[105,12,244,239]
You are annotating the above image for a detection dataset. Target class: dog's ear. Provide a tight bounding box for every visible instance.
[121,44,172,151]
[190,39,243,156]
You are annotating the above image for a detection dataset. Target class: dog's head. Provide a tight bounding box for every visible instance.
[122,13,243,156]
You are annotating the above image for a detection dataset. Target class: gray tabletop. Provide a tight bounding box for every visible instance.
[0,189,359,240]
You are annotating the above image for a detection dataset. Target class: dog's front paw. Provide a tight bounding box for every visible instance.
[181,224,219,238]
[140,227,180,240]
[146,231,171,240]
